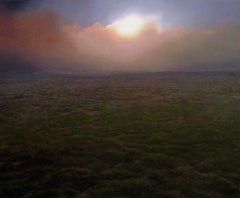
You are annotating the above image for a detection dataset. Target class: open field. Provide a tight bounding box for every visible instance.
[0,72,240,197]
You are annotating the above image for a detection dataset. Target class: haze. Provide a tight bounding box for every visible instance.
[0,0,240,72]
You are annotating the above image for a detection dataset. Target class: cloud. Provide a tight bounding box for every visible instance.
[0,7,240,72]
[72,22,240,71]
[0,0,40,11]
[0,8,82,70]
[135,25,240,71]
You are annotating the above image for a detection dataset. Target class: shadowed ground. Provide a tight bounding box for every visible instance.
[0,72,239,197]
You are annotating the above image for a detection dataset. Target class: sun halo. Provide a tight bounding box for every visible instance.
[108,14,145,38]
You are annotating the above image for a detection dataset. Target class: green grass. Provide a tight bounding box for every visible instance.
[0,72,239,197]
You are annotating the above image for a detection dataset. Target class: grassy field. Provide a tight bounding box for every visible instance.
[0,72,239,197]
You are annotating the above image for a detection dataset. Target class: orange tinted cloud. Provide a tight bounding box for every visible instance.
[0,8,79,69]
[0,8,240,71]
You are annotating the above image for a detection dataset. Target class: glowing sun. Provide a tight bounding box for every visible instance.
[109,14,145,37]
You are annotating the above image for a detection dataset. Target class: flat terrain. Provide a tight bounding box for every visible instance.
[0,72,239,197]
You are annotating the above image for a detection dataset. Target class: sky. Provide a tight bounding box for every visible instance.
[0,0,240,71]
[43,0,240,27]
